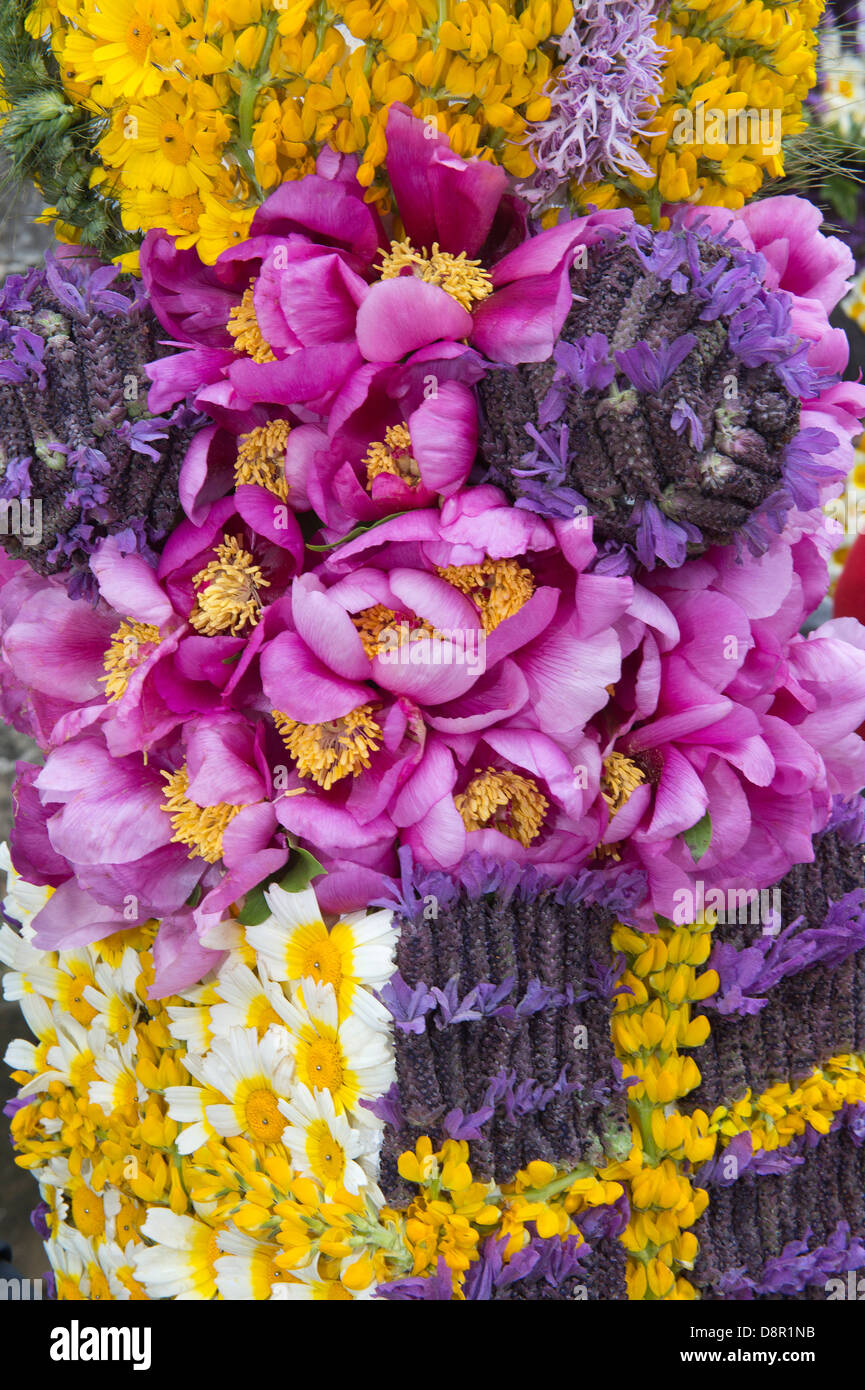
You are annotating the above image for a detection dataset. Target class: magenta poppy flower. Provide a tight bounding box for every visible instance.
[299,347,485,533]
[596,516,865,925]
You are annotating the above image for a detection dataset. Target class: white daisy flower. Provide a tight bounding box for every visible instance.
[3,993,57,1078]
[89,1038,148,1116]
[214,1226,297,1301]
[248,883,398,1016]
[278,1082,381,1196]
[0,842,52,938]
[281,980,395,1116]
[208,962,295,1039]
[180,1026,295,1145]
[165,1000,213,1054]
[0,933,103,1031]
[133,1209,222,1300]
[19,1009,108,1096]
[82,949,141,1045]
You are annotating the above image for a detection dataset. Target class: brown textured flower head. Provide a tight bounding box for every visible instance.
[476,219,836,570]
[0,253,201,598]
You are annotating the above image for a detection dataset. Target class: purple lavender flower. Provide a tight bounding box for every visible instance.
[520,0,664,205]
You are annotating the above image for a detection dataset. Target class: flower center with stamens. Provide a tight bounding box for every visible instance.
[126,21,154,62]
[455,767,549,846]
[272,705,382,790]
[601,752,646,816]
[244,1088,286,1143]
[169,193,204,232]
[352,603,436,657]
[227,284,277,363]
[161,765,244,863]
[71,1187,105,1239]
[308,1119,346,1185]
[235,420,291,498]
[378,239,494,312]
[299,1037,344,1095]
[437,558,534,632]
[100,620,161,702]
[363,423,420,490]
[159,119,192,166]
[190,534,269,636]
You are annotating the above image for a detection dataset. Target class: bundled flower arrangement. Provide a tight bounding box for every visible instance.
[2,0,865,1304]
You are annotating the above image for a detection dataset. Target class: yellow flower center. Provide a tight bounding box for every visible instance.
[436,558,535,633]
[227,284,277,363]
[601,752,646,816]
[308,1119,347,1185]
[126,21,154,63]
[116,1199,144,1245]
[161,765,244,863]
[100,620,161,702]
[455,767,549,847]
[300,934,344,994]
[169,193,204,232]
[159,119,192,166]
[378,239,494,312]
[273,705,382,790]
[351,602,436,657]
[246,996,285,1035]
[71,1187,105,1238]
[244,1088,286,1144]
[190,534,269,636]
[363,423,420,490]
[235,420,291,498]
[59,973,98,1027]
[300,1038,344,1096]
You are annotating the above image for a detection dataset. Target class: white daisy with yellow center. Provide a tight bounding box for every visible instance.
[183,1026,295,1146]
[214,1228,298,1301]
[208,962,295,1039]
[281,979,394,1117]
[3,994,57,1080]
[278,1082,381,1198]
[82,950,141,1045]
[248,883,398,1018]
[0,933,101,1028]
[132,1209,223,1301]
[24,1014,108,1096]
[89,1038,147,1117]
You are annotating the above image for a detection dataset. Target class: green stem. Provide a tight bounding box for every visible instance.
[519,1164,594,1204]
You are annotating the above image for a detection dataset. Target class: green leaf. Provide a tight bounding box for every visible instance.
[305,511,407,552]
[236,845,325,925]
[237,881,271,926]
[279,844,325,893]
[822,175,860,228]
[683,811,712,864]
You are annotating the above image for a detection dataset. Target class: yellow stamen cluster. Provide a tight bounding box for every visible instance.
[190,534,269,637]
[601,752,646,816]
[160,765,244,863]
[272,704,383,790]
[378,240,494,312]
[455,767,548,847]
[227,285,277,363]
[100,620,161,702]
[436,558,534,633]
[608,916,719,1300]
[235,420,291,498]
[351,602,436,657]
[363,423,420,489]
